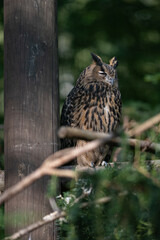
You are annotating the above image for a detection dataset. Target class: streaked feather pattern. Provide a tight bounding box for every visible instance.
[61,53,122,167]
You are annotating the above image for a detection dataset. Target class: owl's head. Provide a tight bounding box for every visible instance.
[90,53,119,88]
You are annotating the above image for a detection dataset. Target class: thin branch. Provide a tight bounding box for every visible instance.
[1,160,160,194]
[125,138,160,153]
[113,147,122,162]
[0,168,44,205]
[134,164,160,188]
[1,126,160,204]
[5,190,127,240]
[44,168,75,178]
[80,191,128,208]
[0,149,77,205]
[59,126,111,140]
[5,163,160,240]
[80,196,112,208]
[127,113,160,137]
[0,167,75,205]
[49,198,60,212]
[5,162,160,240]
[42,138,108,169]
[4,211,66,240]
[59,127,160,153]
[0,136,114,205]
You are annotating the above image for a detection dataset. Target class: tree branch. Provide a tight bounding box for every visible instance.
[0,135,114,205]
[1,159,160,193]
[4,190,127,240]
[59,126,111,140]
[80,191,128,208]
[58,127,160,153]
[1,125,160,204]
[4,161,160,240]
[134,164,160,188]
[127,113,160,137]
[4,211,66,240]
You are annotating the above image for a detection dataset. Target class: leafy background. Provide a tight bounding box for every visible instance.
[58,0,160,118]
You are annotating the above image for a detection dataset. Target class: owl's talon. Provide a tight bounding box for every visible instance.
[101,161,108,167]
[91,162,95,168]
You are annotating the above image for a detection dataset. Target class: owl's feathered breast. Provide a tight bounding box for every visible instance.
[60,79,121,149]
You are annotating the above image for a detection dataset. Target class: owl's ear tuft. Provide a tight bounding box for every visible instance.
[91,53,102,66]
[109,56,118,69]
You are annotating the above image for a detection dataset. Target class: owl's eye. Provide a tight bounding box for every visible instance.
[98,71,106,75]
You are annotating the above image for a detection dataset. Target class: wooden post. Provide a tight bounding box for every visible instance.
[4,0,59,239]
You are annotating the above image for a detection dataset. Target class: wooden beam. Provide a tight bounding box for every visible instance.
[4,0,58,239]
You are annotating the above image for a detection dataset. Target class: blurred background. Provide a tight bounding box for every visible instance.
[58,0,160,120]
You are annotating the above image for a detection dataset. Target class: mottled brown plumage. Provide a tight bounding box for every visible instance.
[61,53,122,167]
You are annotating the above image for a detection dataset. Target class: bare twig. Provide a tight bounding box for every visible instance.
[123,116,138,132]
[80,191,128,208]
[5,190,127,240]
[113,147,122,162]
[127,113,160,137]
[134,164,160,188]
[59,126,113,140]
[5,161,160,240]
[1,125,160,204]
[49,198,60,212]
[5,211,66,240]
[1,160,160,195]
[0,166,75,205]
[127,138,160,153]
[5,159,160,240]
[59,127,160,153]
[0,135,115,205]
[0,168,43,205]
[44,168,75,178]
[80,196,112,208]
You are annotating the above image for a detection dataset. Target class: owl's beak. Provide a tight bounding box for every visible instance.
[105,76,114,86]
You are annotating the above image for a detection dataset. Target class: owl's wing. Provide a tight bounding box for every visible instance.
[60,86,81,149]
[60,83,96,148]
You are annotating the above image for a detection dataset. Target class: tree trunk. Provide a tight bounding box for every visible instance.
[4,0,59,239]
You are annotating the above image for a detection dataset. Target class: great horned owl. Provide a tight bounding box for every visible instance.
[60,53,122,167]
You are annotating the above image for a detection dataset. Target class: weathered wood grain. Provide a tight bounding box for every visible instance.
[4,0,58,239]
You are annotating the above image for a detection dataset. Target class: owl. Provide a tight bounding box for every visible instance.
[60,53,122,167]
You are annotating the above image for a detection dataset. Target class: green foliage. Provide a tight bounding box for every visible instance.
[144,73,160,85]
[47,176,58,197]
[55,165,160,240]
[0,207,4,239]
[50,126,160,240]
[58,0,160,106]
